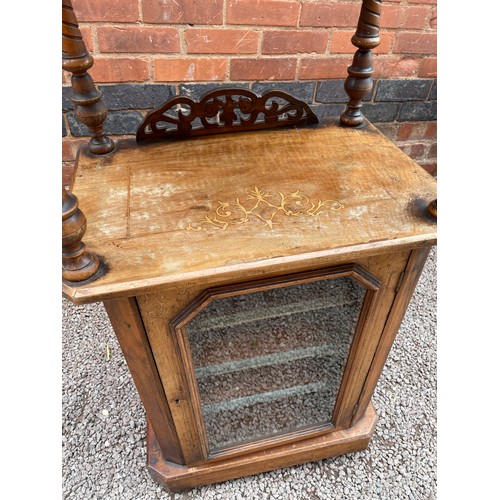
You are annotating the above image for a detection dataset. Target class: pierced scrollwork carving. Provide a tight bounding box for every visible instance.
[136,89,318,142]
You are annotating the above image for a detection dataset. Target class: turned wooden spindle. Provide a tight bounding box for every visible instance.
[428,199,437,218]
[340,0,382,127]
[62,187,103,283]
[62,0,115,155]
[62,0,108,283]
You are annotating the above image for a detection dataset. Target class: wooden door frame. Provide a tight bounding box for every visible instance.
[135,248,422,468]
[168,263,382,465]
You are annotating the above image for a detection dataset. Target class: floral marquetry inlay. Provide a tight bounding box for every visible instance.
[185,187,344,231]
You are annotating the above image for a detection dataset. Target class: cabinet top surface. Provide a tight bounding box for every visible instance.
[64,120,436,303]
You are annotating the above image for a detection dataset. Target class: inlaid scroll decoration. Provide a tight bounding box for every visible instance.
[136,89,318,142]
[185,187,343,231]
[140,292,181,319]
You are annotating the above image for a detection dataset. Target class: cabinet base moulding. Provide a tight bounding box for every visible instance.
[146,402,378,491]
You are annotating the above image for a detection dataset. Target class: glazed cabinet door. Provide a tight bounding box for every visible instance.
[136,250,414,466]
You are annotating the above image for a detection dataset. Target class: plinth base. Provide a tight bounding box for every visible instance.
[146,402,378,492]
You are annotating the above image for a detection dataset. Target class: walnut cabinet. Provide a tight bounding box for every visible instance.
[63,119,436,491]
[62,0,437,492]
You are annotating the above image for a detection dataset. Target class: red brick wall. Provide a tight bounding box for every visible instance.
[62,0,437,184]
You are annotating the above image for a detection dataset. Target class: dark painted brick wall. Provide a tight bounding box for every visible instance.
[62,78,437,137]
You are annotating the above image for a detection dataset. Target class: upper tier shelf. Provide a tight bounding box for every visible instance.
[62,118,436,304]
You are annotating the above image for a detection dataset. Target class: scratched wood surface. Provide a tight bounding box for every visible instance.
[63,120,436,303]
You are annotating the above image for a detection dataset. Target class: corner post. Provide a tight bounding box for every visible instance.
[340,0,382,127]
[427,199,437,218]
[62,187,102,283]
[62,0,115,154]
[62,0,109,284]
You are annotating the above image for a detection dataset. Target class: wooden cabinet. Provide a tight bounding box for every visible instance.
[63,119,436,491]
[62,0,436,492]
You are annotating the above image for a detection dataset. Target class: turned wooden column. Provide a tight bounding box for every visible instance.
[340,0,382,127]
[62,0,115,155]
[428,199,437,218]
[62,187,103,283]
[62,0,111,283]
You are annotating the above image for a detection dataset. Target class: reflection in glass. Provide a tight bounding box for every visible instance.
[186,276,366,451]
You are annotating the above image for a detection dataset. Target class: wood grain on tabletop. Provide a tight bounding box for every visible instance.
[63,121,436,303]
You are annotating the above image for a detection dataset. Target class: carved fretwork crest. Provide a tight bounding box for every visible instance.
[136,89,318,142]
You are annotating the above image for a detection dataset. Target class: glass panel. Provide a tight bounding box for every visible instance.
[186,276,366,452]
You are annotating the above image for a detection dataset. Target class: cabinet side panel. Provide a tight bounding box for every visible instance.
[333,251,411,428]
[103,297,185,465]
[351,246,432,424]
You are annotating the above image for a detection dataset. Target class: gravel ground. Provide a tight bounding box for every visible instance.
[62,248,437,500]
